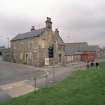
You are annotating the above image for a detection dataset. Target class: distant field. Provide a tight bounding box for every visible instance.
[1,62,105,105]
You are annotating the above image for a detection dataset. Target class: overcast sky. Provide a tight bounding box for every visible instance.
[0,0,105,47]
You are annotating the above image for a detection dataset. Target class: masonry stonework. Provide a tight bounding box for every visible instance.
[11,17,65,66]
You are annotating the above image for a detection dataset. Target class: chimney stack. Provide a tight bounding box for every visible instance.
[55,28,59,34]
[45,17,52,30]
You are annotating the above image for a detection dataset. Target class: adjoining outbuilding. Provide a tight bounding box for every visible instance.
[65,42,100,63]
[65,42,88,63]
[80,45,100,62]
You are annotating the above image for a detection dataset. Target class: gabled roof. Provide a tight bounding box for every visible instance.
[11,28,45,41]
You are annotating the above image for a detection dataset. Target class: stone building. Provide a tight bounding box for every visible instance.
[2,48,11,62]
[11,17,65,66]
[65,42,100,63]
[65,42,88,63]
[80,45,100,62]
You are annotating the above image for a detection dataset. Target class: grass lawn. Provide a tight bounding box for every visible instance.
[1,62,105,105]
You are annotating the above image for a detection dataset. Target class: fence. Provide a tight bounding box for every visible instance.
[29,63,87,92]
[31,66,57,91]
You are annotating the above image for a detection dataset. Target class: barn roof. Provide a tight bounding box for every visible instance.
[83,46,100,52]
[65,42,88,56]
[65,43,99,56]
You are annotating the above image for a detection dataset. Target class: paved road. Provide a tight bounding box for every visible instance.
[0,89,11,102]
[0,61,45,85]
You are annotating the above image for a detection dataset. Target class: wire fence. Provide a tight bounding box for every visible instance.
[30,63,87,92]
[30,66,57,92]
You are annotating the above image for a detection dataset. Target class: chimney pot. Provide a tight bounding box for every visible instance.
[31,26,35,31]
[55,28,59,34]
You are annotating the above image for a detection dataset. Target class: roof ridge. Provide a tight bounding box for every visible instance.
[11,28,45,41]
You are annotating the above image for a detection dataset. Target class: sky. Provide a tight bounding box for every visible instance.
[0,0,105,47]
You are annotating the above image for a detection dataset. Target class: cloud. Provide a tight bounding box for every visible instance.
[0,0,105,47]
[52,0,105,47]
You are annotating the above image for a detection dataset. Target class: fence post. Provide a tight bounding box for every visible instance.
[43,69,49,87]
[52,66,55,82]
[45,74,48,87]
[33,77,37,93]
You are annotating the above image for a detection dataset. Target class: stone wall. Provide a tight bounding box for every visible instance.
[11,30,65,66]
[2,48,11,62]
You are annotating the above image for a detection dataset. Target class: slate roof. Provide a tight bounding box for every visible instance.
[11,28,45,41]
[11,27,64,47]
[83,46,99,52]
[65,43,99,56]
[65,42,88,56]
